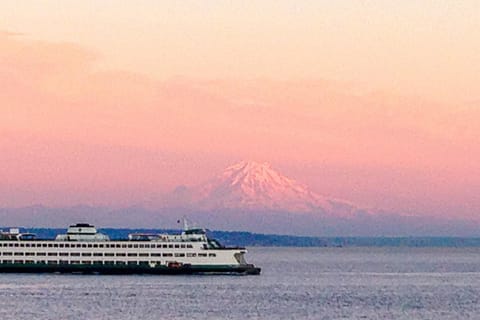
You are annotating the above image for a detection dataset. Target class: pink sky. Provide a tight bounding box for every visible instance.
[1,2,479,218]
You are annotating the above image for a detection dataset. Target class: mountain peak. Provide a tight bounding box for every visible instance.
[165,160,362,217]
[221,160,288,188]
[224,160,272,173]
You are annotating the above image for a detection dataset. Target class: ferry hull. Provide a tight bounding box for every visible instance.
[0,263,261,275]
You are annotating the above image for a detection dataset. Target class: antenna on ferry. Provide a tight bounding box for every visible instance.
[177,216,189,231]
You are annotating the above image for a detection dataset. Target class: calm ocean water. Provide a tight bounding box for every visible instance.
[1,247,480,319]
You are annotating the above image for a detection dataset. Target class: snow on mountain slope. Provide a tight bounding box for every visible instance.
[171,161,366,217]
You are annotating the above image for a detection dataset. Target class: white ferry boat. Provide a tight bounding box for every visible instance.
[0,222,261,275]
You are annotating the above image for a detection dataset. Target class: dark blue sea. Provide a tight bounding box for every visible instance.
[1,247,480,319]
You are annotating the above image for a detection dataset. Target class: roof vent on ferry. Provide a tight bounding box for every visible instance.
[70,223,94,228]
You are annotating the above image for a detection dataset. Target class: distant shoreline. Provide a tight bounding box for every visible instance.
[3,227,480,247]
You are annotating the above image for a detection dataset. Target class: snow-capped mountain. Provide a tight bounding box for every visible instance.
[169,161,366,217]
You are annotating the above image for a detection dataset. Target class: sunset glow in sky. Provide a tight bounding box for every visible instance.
[1,1,479,218]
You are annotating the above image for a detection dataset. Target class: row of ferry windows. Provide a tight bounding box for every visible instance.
[1,260,162,265]
[0,252,216,257]
[0,243,194,249]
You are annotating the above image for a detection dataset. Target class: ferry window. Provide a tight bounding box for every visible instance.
[41,244,47,247]
[139,253,149,257]
[70,253,80,256]
[209,253,216,257]
[82,253,92,256]
[174,244,179,248]
[139,261,149,266]
[8,243,13,247]
[14,260,24,264]
[82,261,92,264]
[180,244,186,248]
[20,244,25,247]
[198,253,207,257]
[163,253,173,257]
[104,253,114,257]
[53,244,58,248]
[187,253,196,257]
[104,261,114,265]
[128,253,137,257]
[47,261,57,264]
[116,244,121,248]
[59,244,64,248]
[25,243,30,247]
[133,244,138,248]
[144,244,149,248]
[151,253,161,257]
[116,261,126,265]
[25,252,35,256]
[87,244,92,248]
[48,244,53,248]
[162,244,168,248]
[139,244,145,248]
[127,244,133,248]
[128,261,137,265]
[14,252,23,256]
[174,253,185,257]
[59,253,68,256]
[14,243,19,247]
[99,244,104,248]
[93,253,103,256]
[187,245,193,248]
[93,244,98,248]
[156,244,162,248]
[36,252,46,256]
[93,261,103,265]
[48,252,58,256]
[82,244,87,248]
[65,244,70,248]
[116,253,126,257]
[25,260,34,264]
[168,245,173,248]
[71,260,80,264]
[76,244,82,248]
[122,244,127,248]
[3,252,12,256]
[60,261,69,265]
